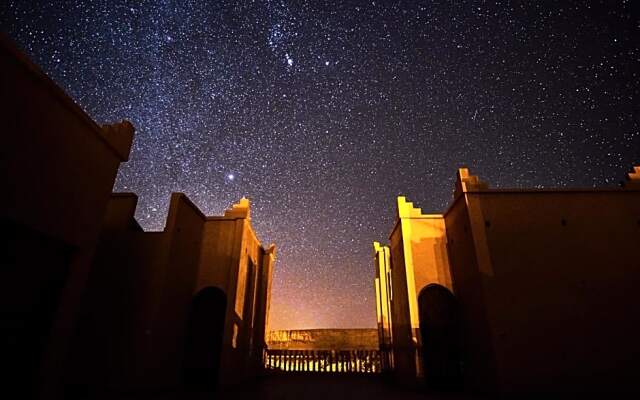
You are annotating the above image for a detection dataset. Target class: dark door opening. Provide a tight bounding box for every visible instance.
[1,218,73,399]
[418,284,462,390]
[183,286,227,391]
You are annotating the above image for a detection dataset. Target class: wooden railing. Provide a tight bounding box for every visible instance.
[263,349,381,374]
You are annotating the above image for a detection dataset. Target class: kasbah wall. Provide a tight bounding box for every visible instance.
[1,35,275,399]
[1,34,134,399]
[375,166,640,393]
[69,194,275,393]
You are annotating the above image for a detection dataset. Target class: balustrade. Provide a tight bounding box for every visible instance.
[264,349,381,374]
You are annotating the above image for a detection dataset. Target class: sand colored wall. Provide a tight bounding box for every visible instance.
[377,166,640,393]
[216,216,266,382]
[381,197,453,381]
[387,219,415,380]
[77,194,275,392]
[71,194,203,391]
[443,194,498,391]
[254,244,276,359]
[0,38,132,248]
[71,223,168,391]
[406,218,452,293]
[373,242,393,369]
[142,194,206,387]
[445,167,640,393]
[197,219,242,294]
[456,189,640,393]
[0,37,133,400]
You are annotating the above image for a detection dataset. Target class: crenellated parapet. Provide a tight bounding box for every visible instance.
[224,197,251,219]
[397,196,444,220]
[624,166,640,189]
[372,240,393,371]
[396,196,428,219]
[100,120,135,161]
[454,168,488,197]
[265,244,277,257]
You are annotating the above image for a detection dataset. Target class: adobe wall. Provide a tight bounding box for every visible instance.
[197,219,242,293]
[69,193,207,392]
[387,220,416,380]
[254,245,276,364]
[223,218,274,381]
[385,197,454,382]
[77,195,165,390]
[0,38,131,248]
[406,217,451,293]
[70,225,168,391]
[443,195,498,392]
[140,194,206,388]
[2,35,275,397]
[80,194,275,391]
[373,242,392,359]
[463,189,640,393]
[0,36,133,400]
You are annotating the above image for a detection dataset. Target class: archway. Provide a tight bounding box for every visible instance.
[183,286,227,390]
[418,284,462,390]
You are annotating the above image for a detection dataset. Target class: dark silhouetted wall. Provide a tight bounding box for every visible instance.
[0,36,133,399]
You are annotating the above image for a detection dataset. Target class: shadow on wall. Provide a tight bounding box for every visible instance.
[183,287,227,391]
[418,284,463,391]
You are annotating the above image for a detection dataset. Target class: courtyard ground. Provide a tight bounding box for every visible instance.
[98,374,481,400]
[216,374,478,400]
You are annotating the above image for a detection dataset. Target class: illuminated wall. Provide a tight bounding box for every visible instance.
[375,165,640,393]
[74,194,276,392]
[375,197,453,381]
[446,167,640,393]
[373,242,393,370]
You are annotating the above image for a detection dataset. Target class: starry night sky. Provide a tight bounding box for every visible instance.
[2,1,638,330]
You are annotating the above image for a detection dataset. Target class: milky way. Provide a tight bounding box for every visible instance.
[2,1,638,329]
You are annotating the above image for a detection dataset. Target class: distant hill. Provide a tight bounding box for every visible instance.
[267,328,378,350]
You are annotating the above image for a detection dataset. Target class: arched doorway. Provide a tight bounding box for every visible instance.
[183,287,227,390]
[418,284,462,390]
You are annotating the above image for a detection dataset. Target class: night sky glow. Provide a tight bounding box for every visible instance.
[1,1,638,330]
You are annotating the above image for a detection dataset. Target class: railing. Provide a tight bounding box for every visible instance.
[264,349,381,374]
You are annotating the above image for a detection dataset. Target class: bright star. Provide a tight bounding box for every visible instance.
[286,53,293,66]
[227,174,235,180]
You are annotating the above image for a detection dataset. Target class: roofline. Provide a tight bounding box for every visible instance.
[0,34,128,161]
[442,186,639,217]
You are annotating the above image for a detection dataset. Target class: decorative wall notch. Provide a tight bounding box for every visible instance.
[100,120,135,161]
[373,241,390,257]
[397,196,425,219]
[624,166,640,189]
[224,197,251,219]
[265,244,277,259]
[454,168,488,197]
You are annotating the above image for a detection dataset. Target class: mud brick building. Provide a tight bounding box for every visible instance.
[0,35,134,399]
[375,167,640,394]
[68,193,275,394]
[1,36,275,399]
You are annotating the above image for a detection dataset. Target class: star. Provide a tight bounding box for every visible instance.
[2,0,636,331]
